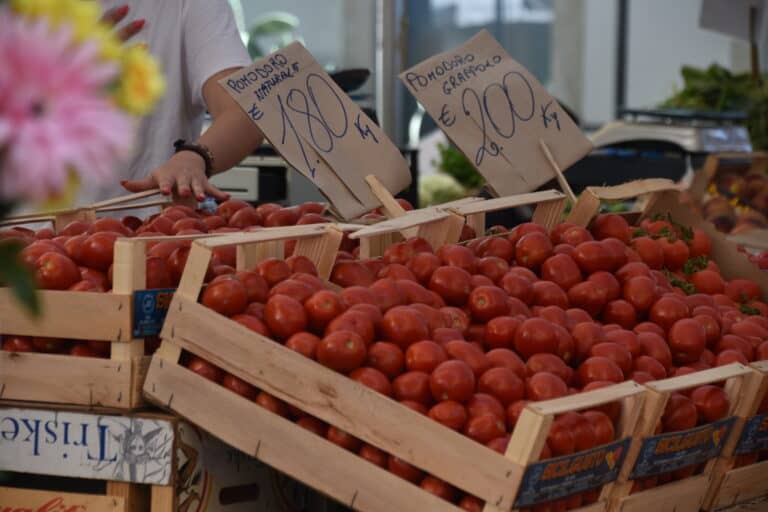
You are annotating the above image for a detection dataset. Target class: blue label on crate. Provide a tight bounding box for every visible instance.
[513,438,630,508]
[630,417,735,479]
[734,413,768,455]
[132,289,174,337]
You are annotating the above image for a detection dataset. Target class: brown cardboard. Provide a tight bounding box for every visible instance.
[399,30,592,196]
[220,43,411,220]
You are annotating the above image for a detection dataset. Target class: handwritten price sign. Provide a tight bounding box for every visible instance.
[221,43,411,220]
[401,30,592,196]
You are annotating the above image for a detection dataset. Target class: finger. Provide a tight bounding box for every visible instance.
[191,178,206,201]
[204,181,231,201]
[100,4,129,26]
[156,175,174,195]
[175,174,192,198]
[121,176,155,192]
[116,19,145,42]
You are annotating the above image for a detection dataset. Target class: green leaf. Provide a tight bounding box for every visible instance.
[682,255,709,276]
[740,303,761,316]
[0,242,40,316]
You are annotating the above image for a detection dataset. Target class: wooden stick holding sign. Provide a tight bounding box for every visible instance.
[539,139,576,203]
[219,43,411,220]
[400,30,592,198]
[364,174,419,239]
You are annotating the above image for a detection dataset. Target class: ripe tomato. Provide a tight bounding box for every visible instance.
[730,320,768,341]
[388,455,424,484]
[572,241,613,274]
[725,279,761,303]
[566,308,593,328]
[268,278,314,303]
[476,256,509,283]
[397,279,435,305]
[379,263,417,282]
[393,371,432,405]
[602,300,637,329]
[227,206,261,228]
[325,426,361,452]
[35,252,80,290]
[669,318,706,364]
[631,237,664,270]
[592,214,630,242]
[499,272,534,304]
[550,222,579,244]
[526,353,572,383]
[428,400,468,431]
[691,270,725,295]
[484,316,521,350]
[458,496,484,512]
[437,244,477,274]
[650,296,690,332]
[758,340,768,360]
[478,367,524,406]
[264,295,307,340]
[691,385,730,423]
[468,286,508,322]
[560,411,597,451]
[79,232,119,271]
[541,254,583,291]
[586,273,620,307]
[658,239,689,271]
[430,360,476,403]
[329,260,374,287]
[369,278,404,311]
[715,334,754,361]
[716,349,748,366]
[317,330,367,373]
[187,356,224,383]
[633,355,667,380]
[407,252,441,285]
[515,232,553,269]
[420,476,458,502]
[590,342,633,376]
[254,258,289,287]
[526,372,568,401]
[358,444,387,468]
[406,341,448,373]
[547,420,576,456]
[444,340,489,377]
[467,393,506,423]
[222,374,257,400]
[285,332,320,359]
[531,281,569,308]
[465,413,507,444]
[285,255,318,275]
[602,238,629,271]
[561,226,594,246]
[662,393,697,432]
[366,342,404,379]
[486,435,511,454]
[428,266,472,306]
[583,410,615,445]
[484,349,526,380]
[350,367,392,397]
[578,356,624,385]
[688,228,712,258]
[264,208,298,227]
[567,281,607,317]
[303,290,344,332]
[201,278,248,317]
[693,314,721,347]
[605,329,641,358]
[381,306,429,349]
[232,314,271,337]
[514,318,558,359]
[582,381,621,422]
[622,276,656,312]
[326,310,375,346]
[572,322,606,362]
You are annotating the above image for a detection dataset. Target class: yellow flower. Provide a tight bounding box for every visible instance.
[41,171,80,212]
[115,45,166,115]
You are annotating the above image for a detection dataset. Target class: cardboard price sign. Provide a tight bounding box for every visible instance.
[221,43,411,220]
[400,30,592,196]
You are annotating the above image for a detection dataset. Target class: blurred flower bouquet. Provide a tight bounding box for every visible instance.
[0,0,165,312]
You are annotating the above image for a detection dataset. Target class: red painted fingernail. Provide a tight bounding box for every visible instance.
[130,19,145,30]
[117,5,129,16]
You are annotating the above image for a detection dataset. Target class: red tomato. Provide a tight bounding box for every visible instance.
[725,279,761,303]
[650,296,690,332]
[602,300,637,329]
[476,256,509,283]
[350,367,393,397]
[605,329,641,359]
[658,238,689,271]
[631,237,664,270]
[428,400,468,431]
[366,342,404,379]
[326,310,375,346]
[187,356,224,383]
[506,400,531,428]
[388,455,424,483]
[572,322,606,362]
[590,342,633,376]
[430,360,476,403]
[264,295,307,340]
[526,372,568,401]
[467,393,506,423]
[531,281,569,309]
[428,266,472,306]
[514,318,558,359]
[358,444,387,468]
[232,314,271,337]
[691,385,730,423]
[515,232,553,269]
[582,381,621,422]
[30,337,67,353]
[550,222,579,244]
[437,244,477,274]
[381,306,429,349]
[687,228,712,258]
[406,340,448,373]
[69,342,102,357]
[715,334,754,361]
[397,279,436,306]
[465,413,506,444]
[317,330,367,373]
[201,278,248,316]
[222,374,257,400]
[578,356,624,385]
[547,420,576,456]
[303,290,345,332]
[393,371,432,405]
[477,237,514,261]
[662,393,697,432]
[583,410,615,445]
[592,214,630,242]
[484,316,521,350]
[484,349,525,380]
[757,341,768,360]
[467,286,508,322]
[622,276,657,312]
[34,252,80,290]
[407,252,441,285]
[285,255,318,276]
[716,349,749,366]
[329,260,374,288]
[561,226,594,246]
[669,318,706,364]
[693,314,721,347]
[478,367,524,406]
[566,308,592,328]
[541,254,583,292]
[499,272,534,304]
[559,411,597,451]
[572,241,613,274]
[254,258,290,287]
[633,355,667,380]
[567,281,607,317]
[420,476,458,502]
[526,353,572,384]
[79,232,119,271]
[325,426,361,452]
[486,435,511,454]
[691,270,725,295]
[285,332,320,359]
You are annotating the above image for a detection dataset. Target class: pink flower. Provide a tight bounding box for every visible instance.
[0,8,133,202]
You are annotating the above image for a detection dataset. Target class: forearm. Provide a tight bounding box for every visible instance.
[197,106,263,174]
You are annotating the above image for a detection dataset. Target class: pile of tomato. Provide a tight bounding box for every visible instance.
[175,210,768,511]
[0,199,329,358]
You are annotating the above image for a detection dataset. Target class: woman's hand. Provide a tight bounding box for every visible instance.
[121,151,230,201]
[100,4,145,42]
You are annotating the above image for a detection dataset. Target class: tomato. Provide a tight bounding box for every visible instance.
[514,318,558,359]
[592,214,630,242]
[526,372,568,401]
[547,420,576,456]
[473,257,507,285]
[573,241,614,274]
[630,237,664,270]
[602,300,637,329]
[515,232,553,269]
[572,322,605,362]
[420,476,458,502]
[658,238,689,271]
[566,308,592,329]
[252,258,288,287]
[467,393,507,424]
[578,356,624,385]
[232,314,271,337]
[187,356,224,383]
[497,272,533,304]
[467,413,508,444]
[221,373,258,400]
[506,400,531,428]
[725,279,762,303]
[621,276,656,312]
[686,227,711,258]
[633,355,666,380]
[358,444,387,468]
[439,307,469,334]
[28,337,66,353]
[201,278,248,317]
[407,252,441,285]
[691,385,730,423]
[366,342,404,379]
[540,255,582,293]
[689,270,725,295]
[550,222,579,244]
[378,264,416,282]
[559,412,597,451]
[486,435,511,454]
[428,400,468,431]
[603,238,629,271]
[508,222,547,246]
[482,350,524,382]
[225,206,259,228]
[326,311,375,346]
[567,281,607,317]
[443,339,488,376]
[649,296,690,332]
[79,232,118,271]
[302,290,344,332]
[397,279,435,305]
[33,252,80,290]
[429,359,475,402]
[716,349,749,366]
[381,306,429,349]
[264,295,307,340]
[477,367,524,406]
[582,381,621,422]
[615,262,652,284]
[437,244,477,274]
[668,318,706,364]
[590,342,633,376]
[526,353,572,383]
[367,278,403,311]
[388,455,424,483]
[561,226,594,246]
[58,220,90,236]
[662,393,697,432]
[583,410,615,445]
[393,371,432,405]
[427,265,472,306]
[466,285,507,322]
[263,207,298,227]
[350,367,392,397]
[716,334,754,361]
[553,243,575,257]
[283,332,320,359]
[730,321,768,341]
[483,316,520,351]
[69,342,104,357]
[404,340,447,373]
[330,261,374,288]
[459,496,484,512]
[530,281,569,309]
[693,314,721,347]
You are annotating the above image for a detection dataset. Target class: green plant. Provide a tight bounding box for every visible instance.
[434,143,485,189]
[0,200,39,316]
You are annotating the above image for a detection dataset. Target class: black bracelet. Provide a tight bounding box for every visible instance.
[173,139,215,178]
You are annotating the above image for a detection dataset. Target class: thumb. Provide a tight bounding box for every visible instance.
[121,176,157,193]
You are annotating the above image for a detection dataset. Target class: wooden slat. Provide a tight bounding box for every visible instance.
[527,381,644,416]
[160,297,523,508]
[349,209,452,239]
[150,485,175,512]
[539,140,577,203]
[711,460,768,510]
[0,352,133,408]
[365,175,419,238]
[293,225,344,280]
[0,288,131,341]
[176,243,212,301]
[106,481,149,512]
[143,357,463,512]
[0,487,124,511]
[450,190,565,216]
[199,224,330,248]
[615,474,708,512]
[90,189,163,208]
[647,363,750,393]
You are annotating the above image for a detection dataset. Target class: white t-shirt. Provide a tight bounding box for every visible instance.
[86,0,251,205]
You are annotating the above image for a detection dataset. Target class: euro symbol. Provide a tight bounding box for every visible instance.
[439,104,456,127]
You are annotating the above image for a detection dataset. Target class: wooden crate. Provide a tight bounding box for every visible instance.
[0,221,217,409]
[609,364,753,512]
[142,223,647,511]
[704,361,768,510]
